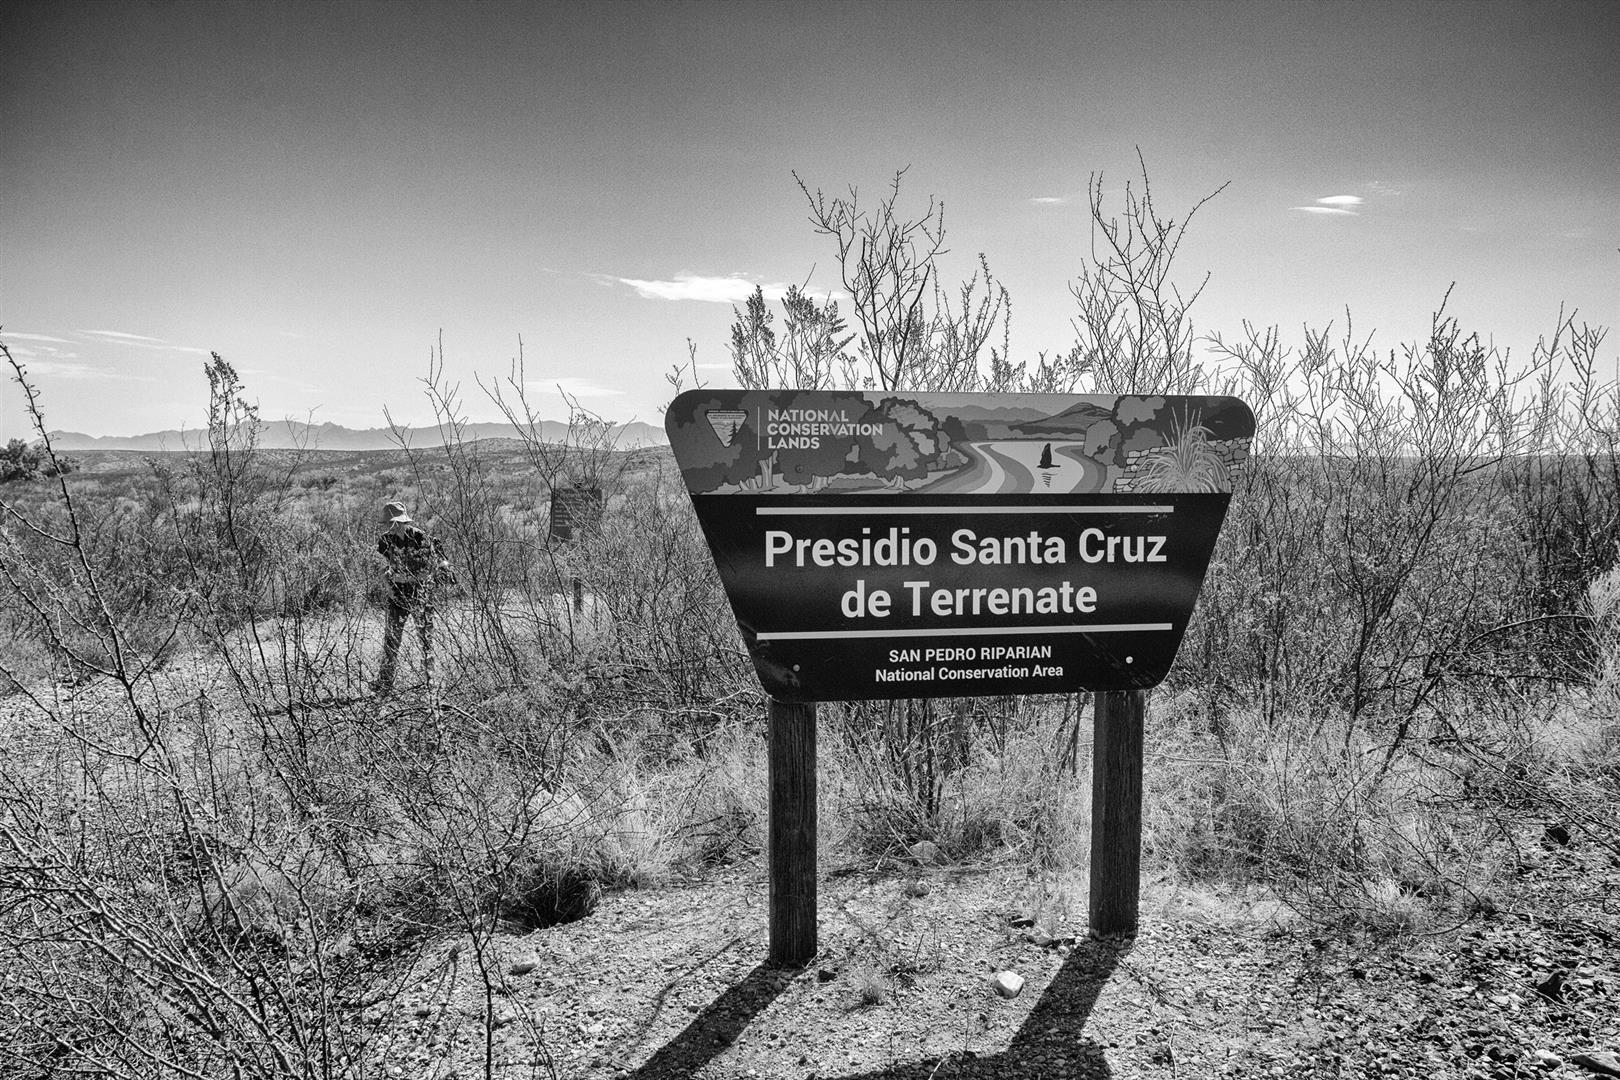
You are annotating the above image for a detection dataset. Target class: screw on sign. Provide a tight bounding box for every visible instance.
[667,390,1253,962]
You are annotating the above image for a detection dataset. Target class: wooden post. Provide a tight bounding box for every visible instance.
[1089,688,1144,936]
[768,697,817,966]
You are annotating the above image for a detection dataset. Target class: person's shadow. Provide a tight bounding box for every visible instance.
[630,935,1130,1080]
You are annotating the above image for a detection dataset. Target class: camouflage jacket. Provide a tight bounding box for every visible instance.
[378,525,445,586]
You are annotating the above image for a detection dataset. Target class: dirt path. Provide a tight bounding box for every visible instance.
[360,836,1620,1080]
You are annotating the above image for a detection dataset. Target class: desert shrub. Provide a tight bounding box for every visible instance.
[1142,696,1514,933]
[575,465,756,724]
[0,436,76,484]
[828,697,968,852]
[667,726,768,869]
[1185,303,1555,750]
[1498,320,1620,673]
[265,503,373,616]
[821,694,1090,868]
[0,678,374,1076]
[946,710,1091,869]
[0,543,654,1079]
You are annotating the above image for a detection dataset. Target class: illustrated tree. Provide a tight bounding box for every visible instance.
[864,397,948,487]
[878,398,946,462]
[835,397,945,489]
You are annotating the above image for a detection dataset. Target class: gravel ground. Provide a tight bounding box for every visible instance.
[358,830,1620,1080]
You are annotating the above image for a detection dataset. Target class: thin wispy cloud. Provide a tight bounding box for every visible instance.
[591,271,845,309]
[526,377,627,399]
[613,274,796,304]
[22,359,118,380]
[82,329,166,342]
[1030,196,1068,206]
[1292,195,1363,217]
[79,329,211,354]
[3,331,75,344]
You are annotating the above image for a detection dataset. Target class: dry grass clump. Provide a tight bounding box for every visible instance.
[1142,694,1560,934]
[814,694,1091,871]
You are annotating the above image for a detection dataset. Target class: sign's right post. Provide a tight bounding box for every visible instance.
[1089,688,1145,935]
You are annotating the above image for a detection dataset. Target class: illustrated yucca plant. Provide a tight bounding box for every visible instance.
[1135,411,1229,493]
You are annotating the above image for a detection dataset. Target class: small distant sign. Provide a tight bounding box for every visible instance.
[667,390,1253,702]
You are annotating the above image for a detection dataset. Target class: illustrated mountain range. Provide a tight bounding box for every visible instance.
[950,400,1117,441]
[47,418,668,452]
[999,400,1116,434]
[967,398,1251,442]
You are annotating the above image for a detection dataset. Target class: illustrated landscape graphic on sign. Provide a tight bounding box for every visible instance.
[667,390,1254,701]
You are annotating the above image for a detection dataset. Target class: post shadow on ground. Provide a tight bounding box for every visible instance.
[834,935,1132,1080]
[629,936,1131,1080]
[630,962,792,1080]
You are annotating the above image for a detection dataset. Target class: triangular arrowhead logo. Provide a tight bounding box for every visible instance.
[706,409,747,446]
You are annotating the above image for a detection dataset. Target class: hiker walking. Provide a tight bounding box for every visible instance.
[373,500,448,695]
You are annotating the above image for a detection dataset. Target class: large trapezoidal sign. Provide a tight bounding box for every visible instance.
[667,390,1253,702]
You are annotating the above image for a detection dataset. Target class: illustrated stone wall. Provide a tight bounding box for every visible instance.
[1112,436,1253,493]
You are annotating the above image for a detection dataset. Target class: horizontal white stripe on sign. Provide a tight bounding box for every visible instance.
[755,505,1173,516]
[757,623,1172,642]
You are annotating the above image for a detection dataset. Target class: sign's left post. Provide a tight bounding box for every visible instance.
[767,696,817,966]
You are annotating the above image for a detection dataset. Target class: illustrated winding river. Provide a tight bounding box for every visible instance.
[924,439,1101,494]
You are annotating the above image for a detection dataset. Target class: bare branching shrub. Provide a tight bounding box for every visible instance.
[729,283,855,393]
[2,346,375,1076]
[1193,298,1545,737]
[1061,152,1227,397]
[822,694,1089,873]
[574,463,755,725]
[1501,316,1620,672]
[731,167,1012,395]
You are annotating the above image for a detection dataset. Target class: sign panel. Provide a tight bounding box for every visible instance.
[666,390,1252,702]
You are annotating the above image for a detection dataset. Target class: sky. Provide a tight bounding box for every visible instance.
[2,0,1616,440]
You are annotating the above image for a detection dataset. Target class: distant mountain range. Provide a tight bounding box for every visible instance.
[47,418,668,453]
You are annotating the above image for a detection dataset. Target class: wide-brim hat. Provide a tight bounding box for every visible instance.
[382,501,413,524]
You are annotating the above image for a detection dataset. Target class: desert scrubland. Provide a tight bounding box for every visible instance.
[2,171,1617,1078]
